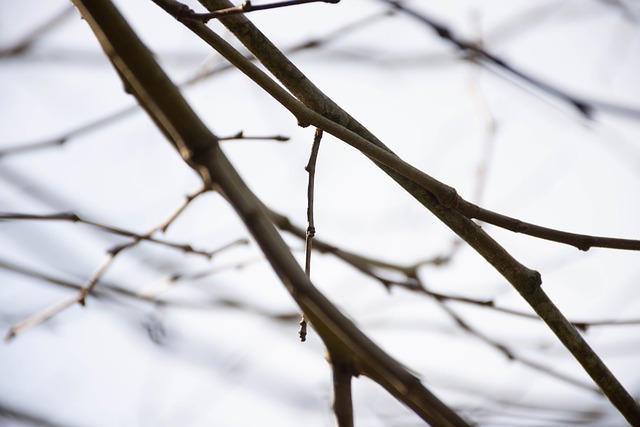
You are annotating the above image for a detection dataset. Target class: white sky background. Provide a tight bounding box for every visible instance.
[1,0,640,426]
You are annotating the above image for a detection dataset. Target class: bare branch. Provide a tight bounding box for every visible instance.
[299,128,323,342]
[0,257,294,323]
[381,0,640,120]
[0,6,75,58]
[5,187,209,340]
[218,130,290,142]
[435,299,600,393]
[0,209,216,257]
[154,0,340,23]
[331,359,355,427]
[0,10,387,158]
[0,105,139,158]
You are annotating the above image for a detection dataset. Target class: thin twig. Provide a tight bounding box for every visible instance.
[300,128,323,341]
[434,297,599,393]
[218,130,290,142]
[0,257,299,326]
[0,209,214,257]
[5,187,208,340]
[183,0,340,23]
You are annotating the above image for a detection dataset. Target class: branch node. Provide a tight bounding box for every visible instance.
[299,317,307,342]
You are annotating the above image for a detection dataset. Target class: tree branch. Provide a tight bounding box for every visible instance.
[331,358,355,427]
[382,0,640,120]
[299,128,323,342]
[5,186,208,340]
[72,1,471,425]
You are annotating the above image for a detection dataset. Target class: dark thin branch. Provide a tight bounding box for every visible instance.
[434,297,599,393]
[0,209,216,258]
[218,130,290,142]
[0,401,71,427]
[164,0,341,23]
[382,0,640,120]
[457,201,640,251]
[299,128,323,342]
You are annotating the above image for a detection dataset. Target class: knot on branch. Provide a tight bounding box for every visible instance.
[437,186,459,210]
[518,269,543,299]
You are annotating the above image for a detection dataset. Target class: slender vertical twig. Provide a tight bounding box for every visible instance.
[299,128,323,342]
[0,6,75,57]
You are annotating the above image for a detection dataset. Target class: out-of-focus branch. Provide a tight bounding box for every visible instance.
[0,209,218,257]
[218,130,290,142]
[166,0,340,23]
[0,6,75,58]
[434,295,599,393]
[0,105,139,158]
[381,0,640,120]
[73,1,471,425]
[0,401,69,427]
[299,128,323,342]
[0,258,299,323]
[5,187,208,340]
[0,10,389,158]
